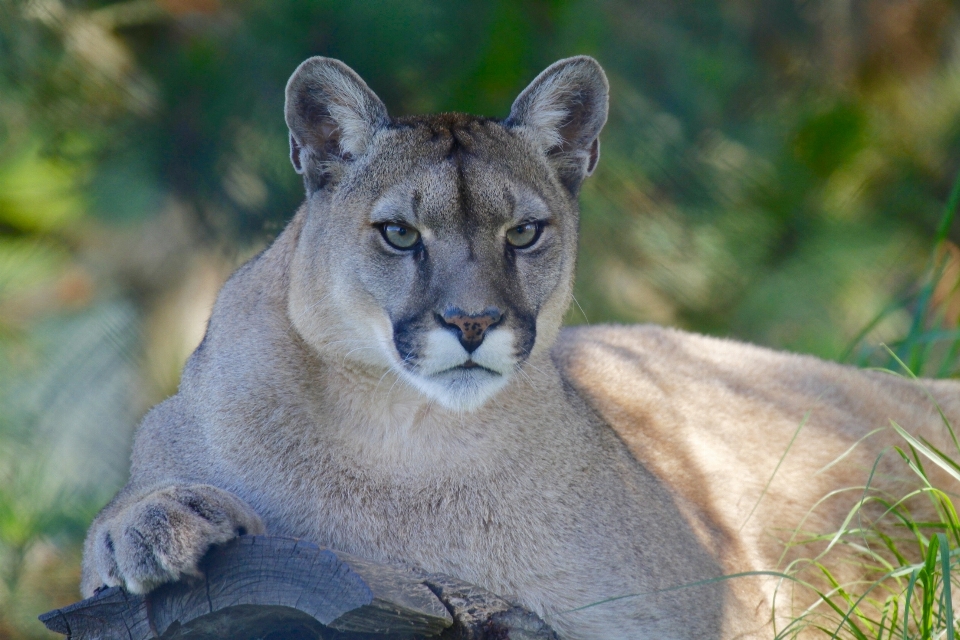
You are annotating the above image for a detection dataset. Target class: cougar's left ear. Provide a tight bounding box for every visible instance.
[506,56,609,195]
[285,57,389,194]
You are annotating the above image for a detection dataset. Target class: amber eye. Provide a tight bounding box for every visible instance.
[381,223,421,250]
[505,222,542,249]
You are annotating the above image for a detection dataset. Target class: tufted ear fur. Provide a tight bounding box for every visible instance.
[285,57,389,194]
[506,56,609,194]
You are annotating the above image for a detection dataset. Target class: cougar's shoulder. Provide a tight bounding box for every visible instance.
[554,322,956,440]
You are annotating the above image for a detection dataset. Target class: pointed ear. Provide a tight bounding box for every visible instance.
[284,57,389,194]
[506,56,609,194]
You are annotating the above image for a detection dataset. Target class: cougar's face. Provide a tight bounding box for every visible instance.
[286,57,606,412]
[293,117,578,412]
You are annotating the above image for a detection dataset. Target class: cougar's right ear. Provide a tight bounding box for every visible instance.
[284,57,389,194]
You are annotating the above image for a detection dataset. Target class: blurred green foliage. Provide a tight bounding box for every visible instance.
[1,0,960,637]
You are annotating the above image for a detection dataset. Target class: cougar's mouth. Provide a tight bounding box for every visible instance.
[436,361,502,376]
[454,359,501,374]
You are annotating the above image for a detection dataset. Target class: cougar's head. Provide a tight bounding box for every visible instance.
[285,57,608,412]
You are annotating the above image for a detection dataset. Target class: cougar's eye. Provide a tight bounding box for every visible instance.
[380,223,421,250]
[506,222,542,249]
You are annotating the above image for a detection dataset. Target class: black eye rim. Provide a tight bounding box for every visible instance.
[506,221,546,249]
[378,221,422,251]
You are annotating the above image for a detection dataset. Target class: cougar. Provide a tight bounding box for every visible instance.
[81,56,960,639]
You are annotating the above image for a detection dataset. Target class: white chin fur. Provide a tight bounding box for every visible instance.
[401,328,516,412]
[402,367,511,412]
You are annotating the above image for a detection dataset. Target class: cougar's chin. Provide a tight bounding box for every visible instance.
[398,328,517,412]
[405,367,512,413]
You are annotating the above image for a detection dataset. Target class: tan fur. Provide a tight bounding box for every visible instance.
[81,57,960,639]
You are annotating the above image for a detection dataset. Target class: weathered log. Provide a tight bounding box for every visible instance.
[39,536,558,640]
[420,573,559,640]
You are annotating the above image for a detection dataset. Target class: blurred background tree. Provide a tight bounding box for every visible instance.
[1,0,959,637]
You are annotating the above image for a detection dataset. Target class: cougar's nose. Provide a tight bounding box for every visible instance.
[439,307,503,353]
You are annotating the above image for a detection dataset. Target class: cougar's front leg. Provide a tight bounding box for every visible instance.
[80,484,264,597]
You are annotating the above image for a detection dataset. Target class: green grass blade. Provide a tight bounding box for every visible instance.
[878,349,960,455]
[903,569,920,640]
[739,409,811,533]
[918,435,960,481]
[892,422,960,485]
[816,428,888,477]
[820,589,871,640]
[940,533,955,640]
[841,302,905,363]
[934,166,960,247]
[920,533,941,638]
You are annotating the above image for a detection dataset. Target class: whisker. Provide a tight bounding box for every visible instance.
[571,294,589,324]
[374,356,413,398]
[387,370,406,396]
[514,364,537,392]
[340,345,377,365]
[323,338,373,348]
[373,365,396,395]
[522,362,548,379]
[370,356,414,400]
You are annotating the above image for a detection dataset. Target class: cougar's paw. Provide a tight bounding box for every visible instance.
[83,485,264,596]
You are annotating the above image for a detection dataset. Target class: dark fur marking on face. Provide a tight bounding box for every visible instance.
[503,188,517,216]
[392,314,426,365]
[415,242,431,270]
[510,308,538,359]
[455,163,477,261]
[445,133,463,161]
[391,114,506,164]
[411,190,422,222]
[392,339,416,365]
[502,239,518,271]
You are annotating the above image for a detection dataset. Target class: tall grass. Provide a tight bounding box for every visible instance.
[775,170,960,640]
[772,398,960,640]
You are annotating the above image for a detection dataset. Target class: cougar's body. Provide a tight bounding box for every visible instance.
[82,57,960,639]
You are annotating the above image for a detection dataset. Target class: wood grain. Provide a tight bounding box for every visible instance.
[40,536,449,639]
[39,536,558,639]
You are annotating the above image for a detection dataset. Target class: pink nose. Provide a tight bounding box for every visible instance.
[440,308,503,352]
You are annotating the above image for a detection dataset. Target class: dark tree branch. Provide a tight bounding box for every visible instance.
[39,536,557,640]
